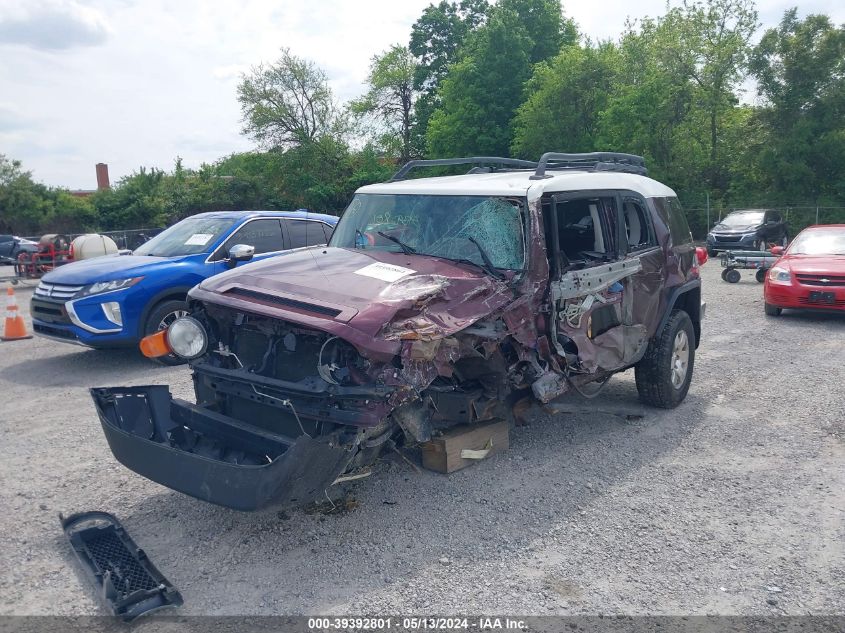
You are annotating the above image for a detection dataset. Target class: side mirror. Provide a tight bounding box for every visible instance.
[770,245,785,256]
[225,244,255,269]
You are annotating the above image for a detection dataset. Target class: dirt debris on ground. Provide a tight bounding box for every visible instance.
[0,263,842,616]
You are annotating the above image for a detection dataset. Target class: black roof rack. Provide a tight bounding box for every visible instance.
[389,152,648,182]
[531,152,647,179]
[390,157,537,181]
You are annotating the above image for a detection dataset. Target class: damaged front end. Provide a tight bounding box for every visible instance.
[92,247,532,511]
[90,185,681,511]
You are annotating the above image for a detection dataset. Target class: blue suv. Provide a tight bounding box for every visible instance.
[30,210,338,361]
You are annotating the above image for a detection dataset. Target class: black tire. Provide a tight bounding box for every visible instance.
[764,302,782,316]
[721,268,730,281]
[755,268,766,283]
[707,248,717,257]
[143,299,189,366]
[635,310,695,409]
[725,268,741,283]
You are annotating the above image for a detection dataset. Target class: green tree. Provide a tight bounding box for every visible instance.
[237,48,340,149]
[749,9,845,203]
[91,168,169,230]
[0,155,44,233]
[499,0,578,63]
[597,3,756,202]
[351,45,419,163]
[409,0,490,147]
[512,42,620,158]
[426,8,534,156]
[678,0,758,190]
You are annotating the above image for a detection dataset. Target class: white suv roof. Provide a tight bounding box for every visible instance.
[358,170,677,201]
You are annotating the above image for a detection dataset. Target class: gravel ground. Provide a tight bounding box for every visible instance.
[0,262,843,617]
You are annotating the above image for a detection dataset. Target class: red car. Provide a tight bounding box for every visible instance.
[764,224,845,316]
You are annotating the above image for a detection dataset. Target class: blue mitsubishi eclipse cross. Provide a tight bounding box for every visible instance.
[30,210,338,362]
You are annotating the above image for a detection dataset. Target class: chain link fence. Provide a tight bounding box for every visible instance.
[684,206,845,240]
[24,228,164,251]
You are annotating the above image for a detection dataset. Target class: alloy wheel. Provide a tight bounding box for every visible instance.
[157,310,188,331]
[670,330,690,389]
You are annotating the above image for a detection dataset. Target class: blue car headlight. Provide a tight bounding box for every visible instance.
[78,277,144,297]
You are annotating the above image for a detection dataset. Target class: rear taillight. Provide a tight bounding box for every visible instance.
[695,246,708,266]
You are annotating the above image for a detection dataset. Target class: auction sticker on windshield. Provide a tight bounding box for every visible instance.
[354,262,416,282]
[185,233,214,246]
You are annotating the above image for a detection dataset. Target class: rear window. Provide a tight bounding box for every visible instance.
[653,197,693,246]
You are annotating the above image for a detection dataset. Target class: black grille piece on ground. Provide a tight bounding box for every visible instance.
[60,511,183,621]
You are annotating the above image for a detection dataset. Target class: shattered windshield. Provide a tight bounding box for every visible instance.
[330,194,526,270]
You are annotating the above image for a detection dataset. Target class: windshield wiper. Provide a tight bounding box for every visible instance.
[467,236,506,280]
[377,231,417,255]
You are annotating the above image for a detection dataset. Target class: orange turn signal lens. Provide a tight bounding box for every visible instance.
[139,330,172,358]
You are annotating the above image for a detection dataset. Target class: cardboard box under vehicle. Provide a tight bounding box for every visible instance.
[421,419,509,473]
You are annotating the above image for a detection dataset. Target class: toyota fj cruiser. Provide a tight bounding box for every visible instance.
[92,153,706,511]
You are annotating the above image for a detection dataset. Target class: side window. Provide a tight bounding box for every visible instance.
[654,197,693,246]
[767,210,781,223]
[553,197,615,265]
[623,199,656,251]
[217,219,284,260]
[285,220,328,248]
[321,222,334,242]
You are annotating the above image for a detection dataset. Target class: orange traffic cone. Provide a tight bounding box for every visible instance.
[1,286,32,341]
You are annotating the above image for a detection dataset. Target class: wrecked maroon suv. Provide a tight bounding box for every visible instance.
[91,153,706,511]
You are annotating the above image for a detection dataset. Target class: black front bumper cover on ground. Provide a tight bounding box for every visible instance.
[91,386,358,511]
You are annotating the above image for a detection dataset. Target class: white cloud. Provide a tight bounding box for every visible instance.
[212,64,250,81]
[0,0,111,50]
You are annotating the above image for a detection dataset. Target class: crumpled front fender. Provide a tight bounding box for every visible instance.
[91,386,357,511]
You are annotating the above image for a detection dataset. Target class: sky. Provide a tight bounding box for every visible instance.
[1,0,843,189]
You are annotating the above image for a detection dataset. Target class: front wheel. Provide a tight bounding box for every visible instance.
[635,310,695,409]
[764,302,782,316]
[144,299,189,366]
[755,268,766,283]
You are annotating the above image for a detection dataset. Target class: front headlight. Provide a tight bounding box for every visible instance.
[166,317,208,359]
[79,277,144,297]
[768,266,791,282]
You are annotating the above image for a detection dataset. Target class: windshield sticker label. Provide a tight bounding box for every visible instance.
[353,262,416,282]
[185,233,213,246]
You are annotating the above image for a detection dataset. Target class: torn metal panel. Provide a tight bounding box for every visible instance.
[392,399,433,442]
[531,371,569,403]
[551,257,643,301]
